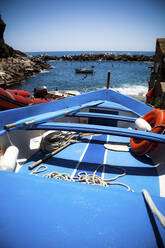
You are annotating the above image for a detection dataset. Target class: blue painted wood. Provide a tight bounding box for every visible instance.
[0,171,164,248]
[0,90,108,131]
[20,136,92,176]
[95,101,135,113]
[0,89,164,248]
[30,122,165,144]
[105,89,153,116]
[105,143,159,195]
[0,89,152,135]
[69,111,137,122]
[75,134,107,177]
[20,133,158,195]
[0,100,104,136]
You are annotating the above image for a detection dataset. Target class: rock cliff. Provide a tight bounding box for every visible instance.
[0,15,52,87]
[0,15,13,58]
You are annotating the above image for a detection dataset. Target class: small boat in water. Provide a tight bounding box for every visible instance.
[0,86,79,110]
[75,67,94,74]
[0,87,165,247]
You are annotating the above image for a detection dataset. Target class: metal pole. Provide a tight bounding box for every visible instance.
[106,71,111,89]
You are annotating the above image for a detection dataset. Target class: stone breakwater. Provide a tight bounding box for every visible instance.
[40,53,154,62]
[0,52,154,88]
[0,52,52,87]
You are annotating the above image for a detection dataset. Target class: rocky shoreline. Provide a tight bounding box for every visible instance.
[0,51,53,87]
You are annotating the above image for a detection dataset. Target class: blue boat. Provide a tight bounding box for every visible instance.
[0,88,165,248]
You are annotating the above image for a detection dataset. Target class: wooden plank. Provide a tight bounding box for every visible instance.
[28,122,165,144]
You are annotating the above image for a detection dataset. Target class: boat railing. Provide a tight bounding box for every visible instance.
[28,122,165,144]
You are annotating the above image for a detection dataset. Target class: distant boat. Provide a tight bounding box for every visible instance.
[75,68,94,74]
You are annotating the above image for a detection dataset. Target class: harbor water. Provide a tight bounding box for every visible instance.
[18,51,154,101]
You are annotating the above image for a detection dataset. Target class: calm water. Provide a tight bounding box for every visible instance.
[17,51,154,98]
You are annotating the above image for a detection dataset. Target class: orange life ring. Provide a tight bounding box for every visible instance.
[130,109,165,155]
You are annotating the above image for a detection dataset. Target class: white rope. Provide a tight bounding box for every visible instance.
[30,165,48,175]
[40,131,101,153]
[42,163,133,191]
[142,189,165,228]
[31,131,133,191]
[40,131,77,153]
[6,131,14,146]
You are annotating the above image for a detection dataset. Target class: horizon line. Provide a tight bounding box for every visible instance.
[24,49,155,53]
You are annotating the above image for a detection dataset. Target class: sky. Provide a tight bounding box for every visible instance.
[1,0,165,52]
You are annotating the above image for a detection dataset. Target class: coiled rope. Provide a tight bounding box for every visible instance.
[30,163,133,191]
[40,131,77,153]
[30,131,133,191]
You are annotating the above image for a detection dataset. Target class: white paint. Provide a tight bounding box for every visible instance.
[101,135,109,179]
[71,135,93,178]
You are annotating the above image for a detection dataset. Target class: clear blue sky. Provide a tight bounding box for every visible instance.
[1,0,165,52]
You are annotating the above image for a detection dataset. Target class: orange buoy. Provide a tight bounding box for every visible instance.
[130,109,165,156]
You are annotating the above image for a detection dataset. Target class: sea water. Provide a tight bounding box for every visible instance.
[18,51,154,100]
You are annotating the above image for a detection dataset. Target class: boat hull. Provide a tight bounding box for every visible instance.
[75,69,94,73]
[0,171,165,248]
[0,89,164,247]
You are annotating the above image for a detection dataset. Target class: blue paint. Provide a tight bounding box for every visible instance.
[108,134,130,143]
[70,111,137,122]
[20,132,159,195]
[0,89,164,248]
[0,171,164,248]
[105,141,159,195]
[97,101,134,113]
[20,141,91,176]
[75,135,107,177]
[0,89,152,135]
[32,122,165,144]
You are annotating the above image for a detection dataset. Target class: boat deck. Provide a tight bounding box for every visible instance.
[1,169,165,248]
[0,89,165,247]
[19,133,159,195]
